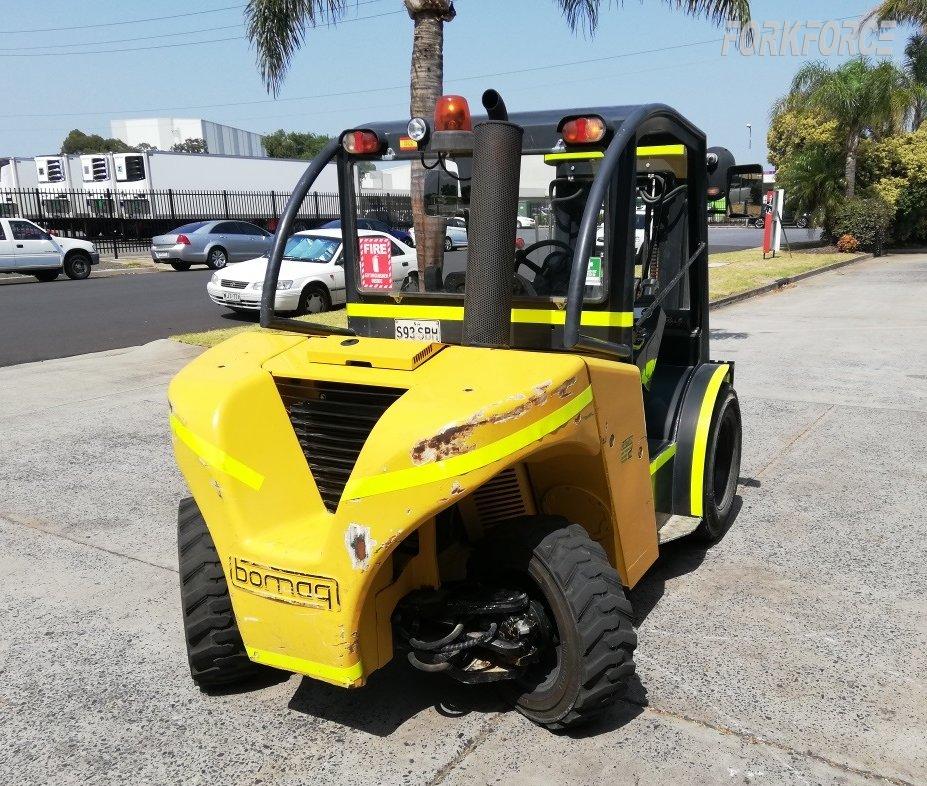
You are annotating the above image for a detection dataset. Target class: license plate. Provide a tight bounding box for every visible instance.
[225,292,241,302]
[395,319,441,342]
[154,251,168,259]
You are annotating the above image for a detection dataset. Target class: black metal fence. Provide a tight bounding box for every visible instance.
[0,187,413,255]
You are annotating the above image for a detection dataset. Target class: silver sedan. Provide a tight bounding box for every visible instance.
[150,220,272,271]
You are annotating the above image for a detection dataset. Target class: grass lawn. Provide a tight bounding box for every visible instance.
[708,246,860,301]
[172,246,864,349]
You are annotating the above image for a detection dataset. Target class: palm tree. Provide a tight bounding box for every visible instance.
[776,145,845,231]
[868,0,927,28]
[905,33,927,128]
[777,59,913,198]
[246,0,752,285]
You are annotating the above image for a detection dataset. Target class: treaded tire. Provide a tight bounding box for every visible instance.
[693,385,742,543]
[475,517,637,731]
[64,252,92,280]
[177,497,263,688]
[170,262,191,272]
[297,283,331,315]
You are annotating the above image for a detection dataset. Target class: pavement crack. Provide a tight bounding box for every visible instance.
[639,703,915,786]
[755,404,835,480]
[0,511,177,574]
[426,714,504,785]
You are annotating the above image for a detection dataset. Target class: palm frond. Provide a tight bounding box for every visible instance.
[246,0,347,95]
[866,0,927,26]
[555,0,750,35]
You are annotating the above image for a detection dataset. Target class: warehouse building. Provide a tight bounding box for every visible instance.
[110,118,266,157]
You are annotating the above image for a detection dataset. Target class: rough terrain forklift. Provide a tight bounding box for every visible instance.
[170,90,743,730]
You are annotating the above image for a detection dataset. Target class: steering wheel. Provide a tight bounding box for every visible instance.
[515,239,573,276]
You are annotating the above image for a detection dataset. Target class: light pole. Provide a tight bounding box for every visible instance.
[747,123,753,152]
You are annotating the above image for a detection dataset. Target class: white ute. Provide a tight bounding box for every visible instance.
[0,217,98,282]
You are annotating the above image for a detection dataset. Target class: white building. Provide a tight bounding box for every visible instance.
[110,118,266,157]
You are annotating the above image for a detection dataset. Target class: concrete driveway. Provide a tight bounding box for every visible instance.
[1,256,924,785]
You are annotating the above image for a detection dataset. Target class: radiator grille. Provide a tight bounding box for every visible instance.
[90,157,109,181]
[276,378,405,513]
[220,279,248,289]
[45,160,64,183]
[471,467,530,525]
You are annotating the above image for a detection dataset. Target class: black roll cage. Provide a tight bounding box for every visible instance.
[260,103,708,362]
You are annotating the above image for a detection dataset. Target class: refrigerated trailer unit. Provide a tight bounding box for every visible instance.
[0,157,39,216]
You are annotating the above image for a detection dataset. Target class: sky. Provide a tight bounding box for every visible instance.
[0,0,915,167]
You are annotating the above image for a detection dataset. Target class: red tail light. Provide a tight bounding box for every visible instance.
[176,234,191,245]
[434,95,472,132]
[561,116,607,145]
[342,130,382,155]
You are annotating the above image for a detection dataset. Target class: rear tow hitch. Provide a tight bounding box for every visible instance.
[393,584,553,684]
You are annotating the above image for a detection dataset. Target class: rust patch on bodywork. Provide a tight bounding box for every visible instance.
[411,380,561,464]
[345,523,376,570]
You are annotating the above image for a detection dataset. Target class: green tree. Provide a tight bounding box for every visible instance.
[904,33,927,129]
[775,145,845,230]
[245,0,751,286]
[776,58,914,198]
[60,129,136,155]
[766,107,841,168]
[263,129,332,159]
[868,0,927,28]
[171,138,208,153]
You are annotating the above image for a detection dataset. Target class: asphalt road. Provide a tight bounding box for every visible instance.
[0,225,805,367]
[0,255,924,785]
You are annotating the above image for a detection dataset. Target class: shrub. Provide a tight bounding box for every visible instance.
[832,196,893,252]
[836,234,860,253]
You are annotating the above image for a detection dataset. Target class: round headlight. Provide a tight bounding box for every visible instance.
[407,117,428,142]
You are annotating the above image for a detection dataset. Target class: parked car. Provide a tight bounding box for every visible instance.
[206,229,416,315]
[751,212,810,230]
[409,216,469,251]
[321,218,413,247]
[597,210,646,250]
[516,215,536,228]
[151,220,272,271]
[0,217,98,282]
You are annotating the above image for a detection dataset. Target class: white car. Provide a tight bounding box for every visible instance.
[516,215,536,228]
[409,217,469,251]
[206,228,416,315]
[0,217,98,282]
[596,210,647,251]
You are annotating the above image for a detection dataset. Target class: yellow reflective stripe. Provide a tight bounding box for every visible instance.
[247,647,363,687]
[347,302,465,321]
[689,365,730,517]
[649,443,676,476]
[347,302,632,328]
[544,151,605,162]
[580,310,634,328]
[543,145,685,164]
[344,386,594,500]
[169,413,264,491]
[637,144,686,157]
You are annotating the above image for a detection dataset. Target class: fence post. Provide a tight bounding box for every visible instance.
[314,192,320,218]
[223,190,230,219]
[35,188,43,222]
[270,191,277,217]
[168,188,176,221]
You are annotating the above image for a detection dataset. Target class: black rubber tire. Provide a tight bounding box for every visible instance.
[63,252,92,280]
[177,497,264,688]
[475,517,637,731]
[297,283,331,315]
[444,236,453,252]
[694,385,742,543]
[34,270,60,282]
[206,247,228,270]
[170,262,192,272]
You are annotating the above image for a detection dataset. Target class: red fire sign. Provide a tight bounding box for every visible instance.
[359,235,392,290]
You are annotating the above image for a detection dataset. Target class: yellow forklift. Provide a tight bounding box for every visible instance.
[170,90,742,730]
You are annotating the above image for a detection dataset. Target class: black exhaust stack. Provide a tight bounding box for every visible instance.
[462,91,522,348]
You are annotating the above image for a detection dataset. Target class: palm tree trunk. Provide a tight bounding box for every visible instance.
[408,10,447,291]
[844,134,860,199]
